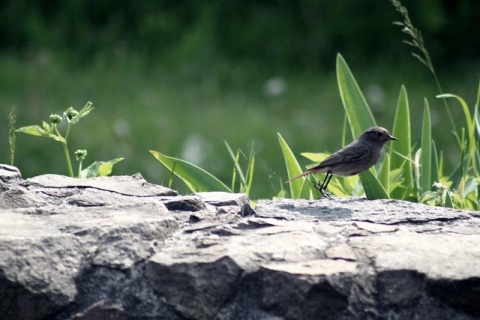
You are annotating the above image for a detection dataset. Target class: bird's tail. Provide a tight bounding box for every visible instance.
[286,170,314,183]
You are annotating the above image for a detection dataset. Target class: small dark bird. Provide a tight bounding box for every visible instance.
[287,126,397,199]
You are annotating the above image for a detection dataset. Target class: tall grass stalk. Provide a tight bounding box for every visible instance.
[390,0,456,137]
[8,107,16,165]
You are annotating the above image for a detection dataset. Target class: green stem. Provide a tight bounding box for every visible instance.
[62,141,74,177]
[432,72,457,143]
[55,125,74,177]
[65,123,72,141]
[78,161,83,178]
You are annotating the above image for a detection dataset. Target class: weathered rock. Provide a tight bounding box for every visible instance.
[196,192,255,216]
[145,255,243,320]
[161,195,206,212]
[0,164,21,182]
[1,165,480,320]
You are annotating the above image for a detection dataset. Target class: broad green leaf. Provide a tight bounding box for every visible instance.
[420,99,432,195]
[278,133,311,199]
[16,124,65,142]
[16,124,48,137]
[449,156,468,189]
[389,167,406,193]
[336,54,376,139]
[359,168,389,200]
[390,86,414,199]
[463,177,479,198]
[326,175,357,198]
[300,152,329,165]
[444,191,454,208]
[98,162,113,176]
[150,150,231,193]
[79,158,124,178]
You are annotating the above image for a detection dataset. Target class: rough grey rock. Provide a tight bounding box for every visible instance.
[1,165,480,320]
[0,164,21,182]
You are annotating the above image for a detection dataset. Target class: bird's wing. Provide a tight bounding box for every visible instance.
[310,143,371,170]
[286,143,372,183]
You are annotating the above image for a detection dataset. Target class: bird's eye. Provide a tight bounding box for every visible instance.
[377,132,383,137]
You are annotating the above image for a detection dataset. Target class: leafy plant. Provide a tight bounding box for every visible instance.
[276,1,479,209]
[389,0,480,209]
[150,142,256,197]
[225,141,256,196]
[280,53,480,209]
[280,55,395,200]
[150,0,479,211]
[15,102,123,178]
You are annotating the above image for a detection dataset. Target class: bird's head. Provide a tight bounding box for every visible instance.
[359,126,398,145]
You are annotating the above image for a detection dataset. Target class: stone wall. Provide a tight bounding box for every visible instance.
[1,164,479,320]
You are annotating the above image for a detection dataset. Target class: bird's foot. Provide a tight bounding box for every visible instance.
[312,181,332,200]
[320,190,332,200]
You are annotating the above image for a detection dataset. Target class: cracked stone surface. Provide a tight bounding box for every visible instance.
[1,164,480,320]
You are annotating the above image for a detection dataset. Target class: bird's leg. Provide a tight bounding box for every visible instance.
[313,173,333,200]
[312,178,323,193]
[321,173,333,200]
[321,172,333,191]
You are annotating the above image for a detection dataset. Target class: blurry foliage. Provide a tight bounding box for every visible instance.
[0,0,479,69]
[1,0,479,199]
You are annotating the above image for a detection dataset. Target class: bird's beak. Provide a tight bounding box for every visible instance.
[388,135,398,141]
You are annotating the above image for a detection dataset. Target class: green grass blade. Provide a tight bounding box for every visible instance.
[336,54,376,139]
[359,168,389,200]
[437,93,475,160]
[244,143,255,196]
[444,190,454,208]
[390,85,414,199]
[420,99,432,196]
[431,141,439,185]
[476,77,480,109]
[225,141,246,184]
[379,153,391,194]
[150,150,231,193]
[278,132,311,199]
[475,106,480,137]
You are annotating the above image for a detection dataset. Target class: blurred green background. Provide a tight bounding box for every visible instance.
[1,0,479,199]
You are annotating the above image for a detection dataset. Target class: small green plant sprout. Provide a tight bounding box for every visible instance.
[75,149,88,173]
[15,102,124,178]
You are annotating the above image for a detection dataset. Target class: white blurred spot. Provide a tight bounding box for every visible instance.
[114,119,130,138]
[264,77,286,97]
[365,84,385,112]
[181,134,212,166]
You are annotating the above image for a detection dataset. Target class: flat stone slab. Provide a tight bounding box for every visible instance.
[0,165,479,320]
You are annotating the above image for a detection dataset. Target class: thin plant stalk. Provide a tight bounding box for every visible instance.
[53,125,74,177]
[8,107,16,165]
[390,0,456,137]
